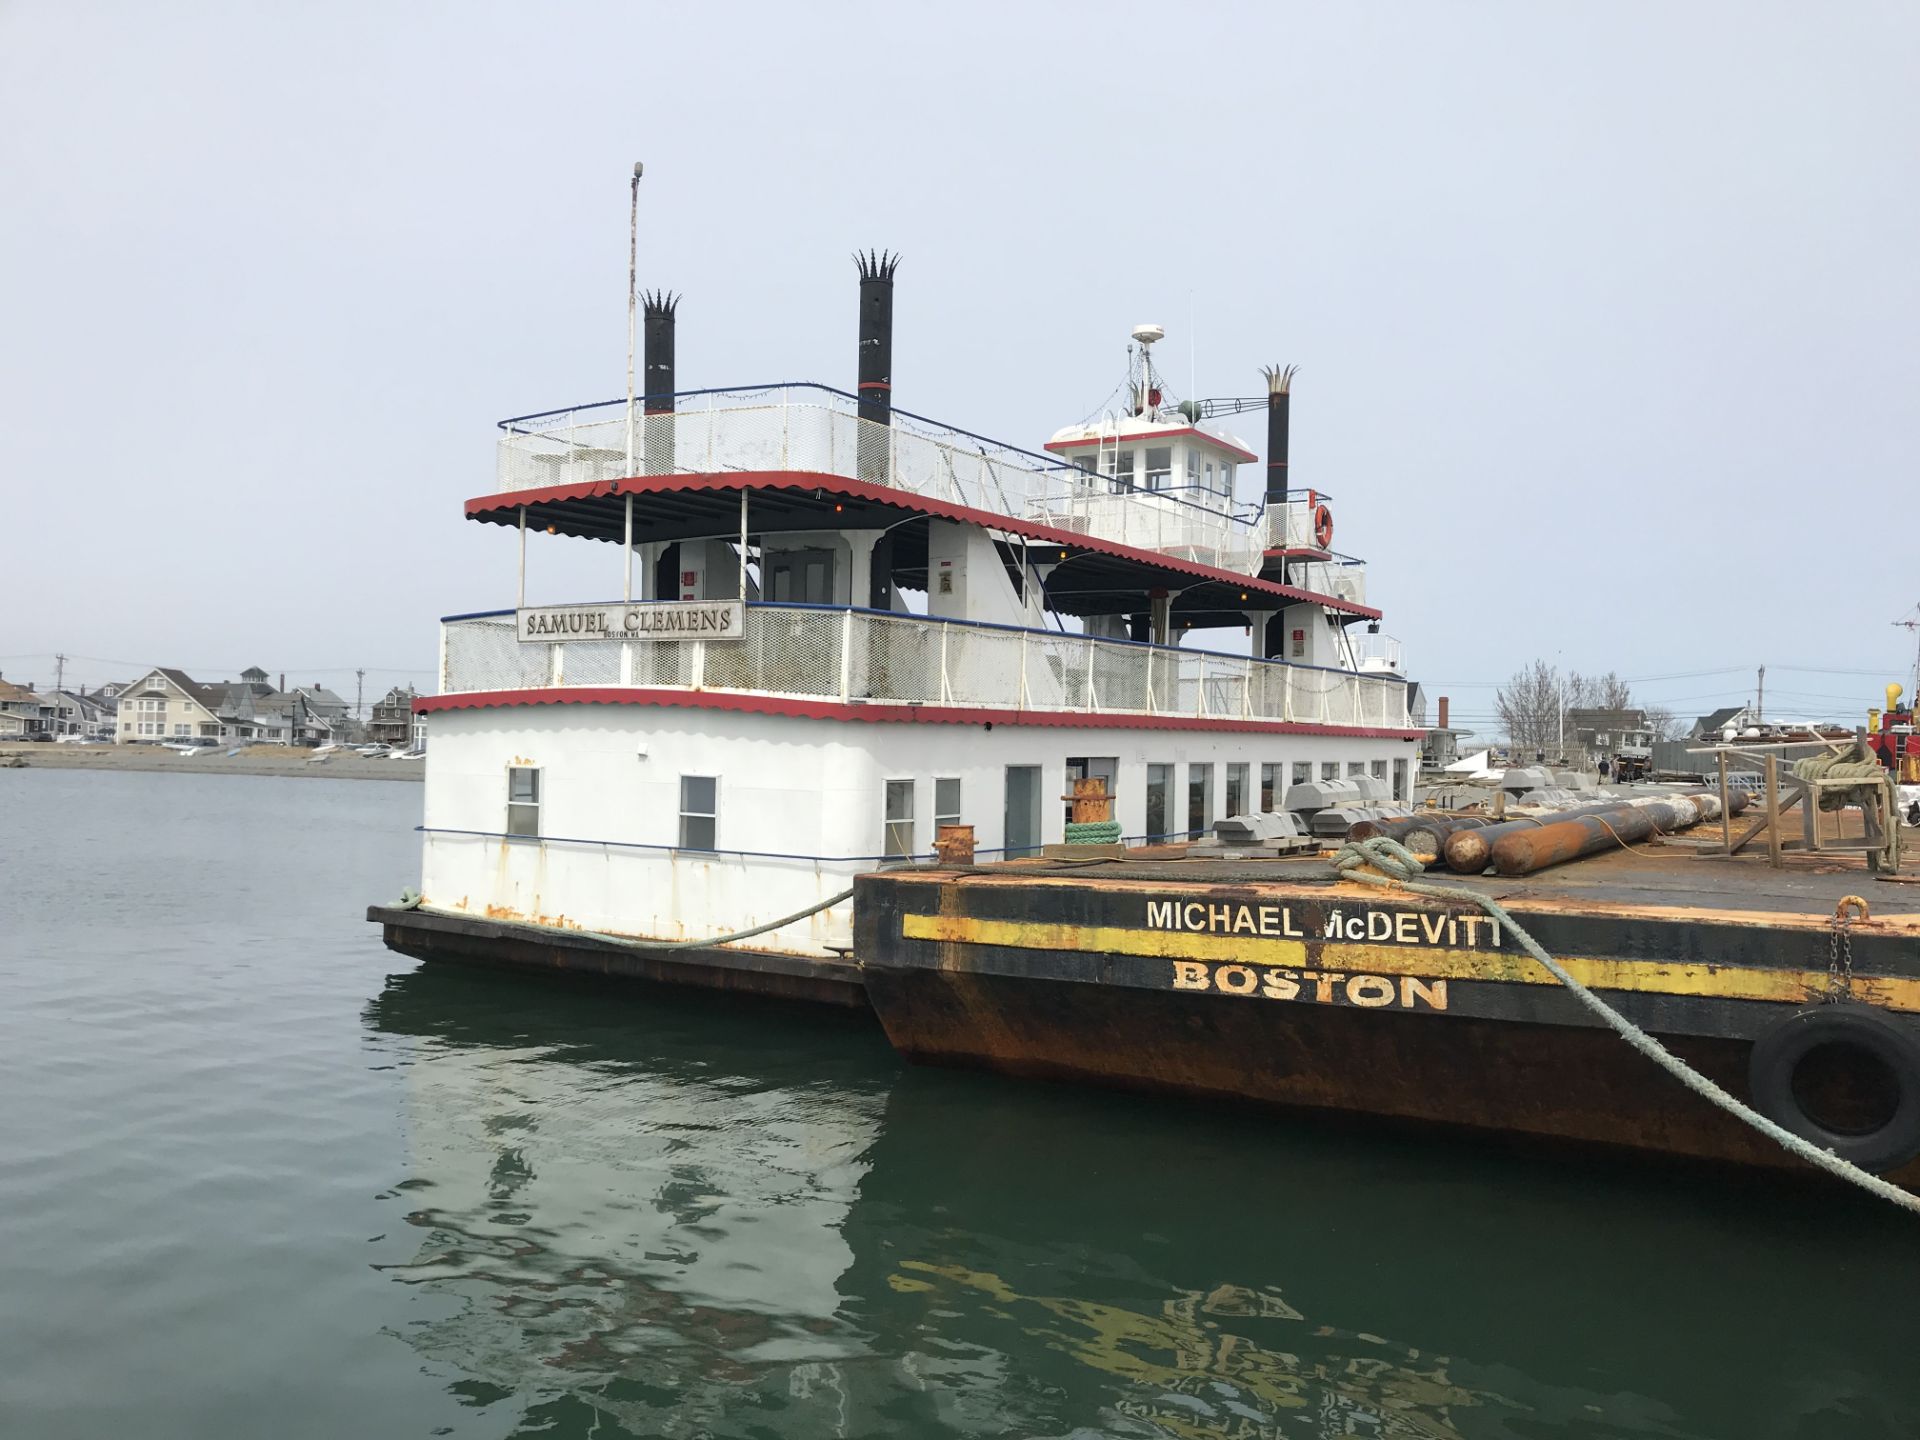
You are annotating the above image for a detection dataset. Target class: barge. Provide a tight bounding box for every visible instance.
[853,843,1920,1181]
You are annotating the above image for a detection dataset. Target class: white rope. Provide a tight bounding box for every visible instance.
[1331,837,1920,1214]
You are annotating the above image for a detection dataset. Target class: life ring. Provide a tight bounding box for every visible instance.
[1311,503,1333,550]
[1747,1005,1920,1174]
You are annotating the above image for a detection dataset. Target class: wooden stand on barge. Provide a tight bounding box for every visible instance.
[852,844,1920,1185]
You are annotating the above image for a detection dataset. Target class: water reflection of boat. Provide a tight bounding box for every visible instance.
[365,965,1920,1438]
[364,966,895,1435]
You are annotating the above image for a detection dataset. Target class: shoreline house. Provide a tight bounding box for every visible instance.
[116,668,227,741]
[0,674,54,739]
[113,668,352,745]
[368,686,417,747]
[46,688,116,738]
[1689,705,1756,741]
[1567,707,1654,768]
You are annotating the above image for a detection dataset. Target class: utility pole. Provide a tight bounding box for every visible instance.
[1897,605,1920,701]
[53,653,66,736]
[355,668,365,725]
[1756,664,1764,727]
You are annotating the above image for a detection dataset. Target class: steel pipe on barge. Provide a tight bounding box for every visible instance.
[1487,792,1745,877]
[1348,814,1494,862]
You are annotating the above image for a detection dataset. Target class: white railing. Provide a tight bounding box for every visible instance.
[1289,558,1366,606]
[439,605,1413,730]
[495,386,1266,577]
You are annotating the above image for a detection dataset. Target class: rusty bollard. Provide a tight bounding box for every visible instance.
[934,823,976,867]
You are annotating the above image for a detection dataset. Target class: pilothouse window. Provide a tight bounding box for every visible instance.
[1105,449,1137,494]
[1145,447,1173,492]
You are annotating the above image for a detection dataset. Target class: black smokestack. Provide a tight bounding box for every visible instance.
[856,251,899,484]
[642,291,678,474]
[1262,364,1295,506]
[642,291,678,412]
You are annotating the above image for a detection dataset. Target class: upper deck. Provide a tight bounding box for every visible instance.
[496,384,1281,580]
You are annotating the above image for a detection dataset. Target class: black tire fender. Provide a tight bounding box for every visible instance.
[1748,1005,1920,1174]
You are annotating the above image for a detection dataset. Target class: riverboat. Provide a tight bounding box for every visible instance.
[377,253,1420,981]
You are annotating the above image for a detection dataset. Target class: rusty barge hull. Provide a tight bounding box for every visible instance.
[852,852,1920,1180]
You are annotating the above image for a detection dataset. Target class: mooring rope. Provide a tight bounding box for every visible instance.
[386,886,856,952]
[1330,835,1920,1214]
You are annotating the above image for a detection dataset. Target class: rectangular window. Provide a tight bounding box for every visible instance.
[883,779,915,860]
[679,775,717,851]
[1321,762,1338,782]
[1145,763,1172,839]
[1348,762,1366,778]
[1105,449,1137,493]
[1292,761,1311,785]
[1186,450,1201,492]
[1203,460,1216,495]
[1218,463,1235,496]
[1370,760,1387,779]
[145,676,167,692]
[1392,758,1409,803]
[1261,763,1281,812]
[506,766,540,837]
[1144,447,1173,491]
[1187,763,1213,838]
[934,777,962,832]
[174,724,190,736]
[1225,762,1249,819]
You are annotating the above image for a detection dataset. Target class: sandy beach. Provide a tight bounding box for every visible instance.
[0,743,424,782]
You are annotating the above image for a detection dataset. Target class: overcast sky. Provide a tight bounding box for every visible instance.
[4,1,1916,730]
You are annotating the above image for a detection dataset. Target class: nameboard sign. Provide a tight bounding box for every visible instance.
[515,601,743,643]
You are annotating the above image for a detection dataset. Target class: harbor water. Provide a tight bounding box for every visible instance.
[4,768,1918,1439]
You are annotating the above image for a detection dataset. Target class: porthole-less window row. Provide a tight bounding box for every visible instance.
[501,757,1409,857]
[504,767,721,851]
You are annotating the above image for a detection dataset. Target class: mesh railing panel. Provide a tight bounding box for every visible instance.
[559,638,621,687]
[496,388,1264,575]
[439,607,1410,726]
[444,617,551,693]
[938,624,1026,707]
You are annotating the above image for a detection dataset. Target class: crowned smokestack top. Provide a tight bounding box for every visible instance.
[1262,364,1296,506]
[855,250,900,428]
[641,291,679,416]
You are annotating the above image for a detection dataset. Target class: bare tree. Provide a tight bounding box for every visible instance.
[1644,705,1682,741]
[1496,659,1564,752]
[1498,660,1668,753]
[1585,671,1635,710]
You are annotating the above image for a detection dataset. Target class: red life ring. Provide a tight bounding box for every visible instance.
[1312,503,1334,550]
